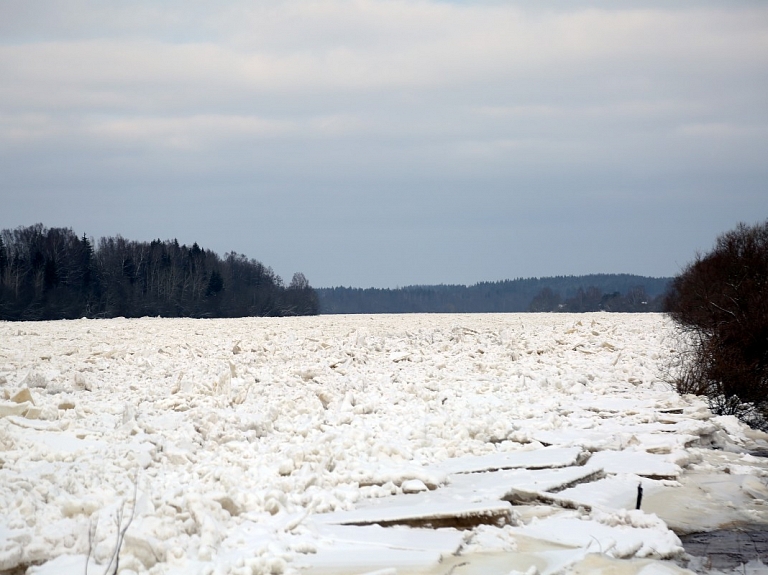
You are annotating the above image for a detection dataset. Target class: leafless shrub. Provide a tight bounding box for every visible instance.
[664,221,768,431]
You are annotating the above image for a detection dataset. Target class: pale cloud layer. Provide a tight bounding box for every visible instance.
[2,1,767,287]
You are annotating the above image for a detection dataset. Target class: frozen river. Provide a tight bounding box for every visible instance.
[1,314,767,574]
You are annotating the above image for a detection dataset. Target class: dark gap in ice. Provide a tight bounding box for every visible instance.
[640,474,679,481]
[544,469,604,493]
[680,526,768,571]
[503,488,592,512]
[345,510,514,530]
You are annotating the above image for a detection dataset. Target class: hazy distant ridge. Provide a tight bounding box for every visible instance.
[317,274,671,314]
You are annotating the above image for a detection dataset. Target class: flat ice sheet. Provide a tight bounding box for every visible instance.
[429,446,584,474]
[587,449,681,478]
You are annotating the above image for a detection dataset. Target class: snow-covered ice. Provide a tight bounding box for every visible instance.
[1,313,767,575]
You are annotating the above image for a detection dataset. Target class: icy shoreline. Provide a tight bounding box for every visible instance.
[1,314,767,574]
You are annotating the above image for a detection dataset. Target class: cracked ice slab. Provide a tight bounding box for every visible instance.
[316,495,515,529]
[554,475,668,512]
[292,523,465,575]
[314,464,605,531]
[530,427,701,453]
[429,446,584,475]
[587,450,681,478]
[509,511,685,560]
[446,465,604,500]
[308,522,465,554]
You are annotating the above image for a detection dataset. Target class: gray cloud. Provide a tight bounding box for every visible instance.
[1,1,767,287]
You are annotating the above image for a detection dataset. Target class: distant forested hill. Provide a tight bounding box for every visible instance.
[0,224,319,320]
[317,275,671,314]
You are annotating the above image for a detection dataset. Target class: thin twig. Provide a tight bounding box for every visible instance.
[85,516,98,575]
[103,474,139,575]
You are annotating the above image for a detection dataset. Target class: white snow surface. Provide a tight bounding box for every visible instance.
[0,313,767,575]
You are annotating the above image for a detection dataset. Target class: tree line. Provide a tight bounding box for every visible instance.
[0,224,319,320]
[316,274,670,314]
[528,285,664,312]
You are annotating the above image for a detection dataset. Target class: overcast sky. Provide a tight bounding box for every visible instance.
[1,1,767,288]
